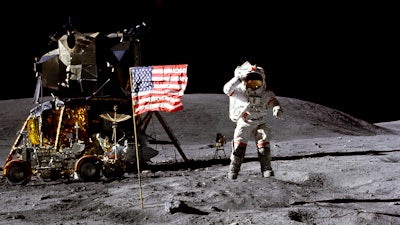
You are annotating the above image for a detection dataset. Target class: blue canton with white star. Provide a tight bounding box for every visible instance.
[131,66,154,93]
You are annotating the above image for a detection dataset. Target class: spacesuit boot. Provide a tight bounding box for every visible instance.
[228,155,243,179]
[258,146,274,177]
[228,144,246,180]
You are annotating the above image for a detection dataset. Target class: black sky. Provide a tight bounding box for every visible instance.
[2,1,398,123]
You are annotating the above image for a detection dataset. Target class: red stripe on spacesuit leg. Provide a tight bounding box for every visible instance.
[257,141,270,148]
[233,141,247,148]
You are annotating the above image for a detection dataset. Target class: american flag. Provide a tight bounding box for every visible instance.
[130,64,188,115]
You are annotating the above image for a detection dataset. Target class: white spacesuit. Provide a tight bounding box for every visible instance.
[223,61,283,180]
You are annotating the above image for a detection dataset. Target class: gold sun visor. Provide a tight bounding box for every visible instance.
[244,72,263,90]
[245,79,263,90]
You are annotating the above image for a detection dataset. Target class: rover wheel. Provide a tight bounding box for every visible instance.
[77,160,101,182]
[5,161,31,185]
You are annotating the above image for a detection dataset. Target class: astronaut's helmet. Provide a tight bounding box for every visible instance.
[244,72,263,90]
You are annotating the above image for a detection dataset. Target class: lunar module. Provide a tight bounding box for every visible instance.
[2,20,155,185]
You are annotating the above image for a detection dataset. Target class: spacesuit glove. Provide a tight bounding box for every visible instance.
[272,106,283,119]
[234,62,253,81]
[234,67,247,81]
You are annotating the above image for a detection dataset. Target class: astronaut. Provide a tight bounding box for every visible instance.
[223,61,283,180]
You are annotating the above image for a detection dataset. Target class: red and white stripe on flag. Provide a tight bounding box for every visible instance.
[130,64,188,115]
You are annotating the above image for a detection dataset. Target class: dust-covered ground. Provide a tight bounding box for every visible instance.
[1,94,400,225]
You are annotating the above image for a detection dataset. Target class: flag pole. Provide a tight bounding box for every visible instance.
[130,69,144,209]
